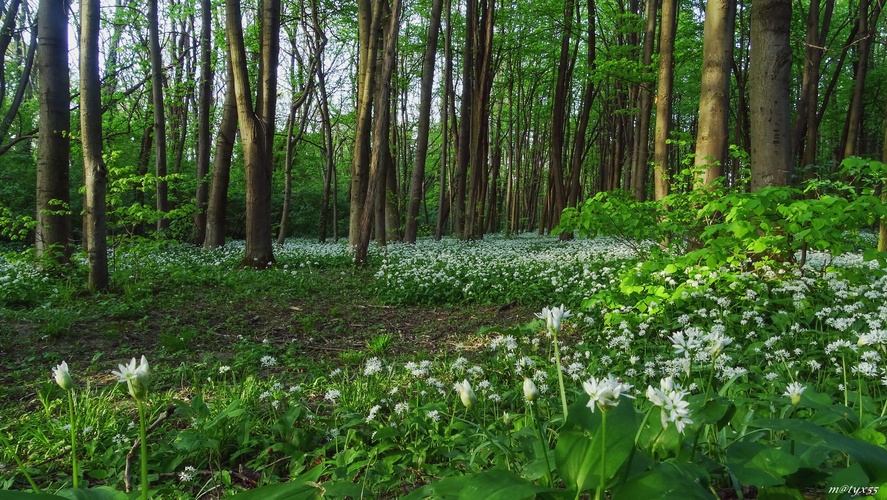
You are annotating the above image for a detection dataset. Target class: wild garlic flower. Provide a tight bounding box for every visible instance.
[536,304,573,334]
[112,356,150,402]
[646,377,693,434]
[523,378,539,402]
[583,374,634,413]
[783,382,806,405]
[364,357,383,376]
[53,361,74,391]
[454,379,477,410]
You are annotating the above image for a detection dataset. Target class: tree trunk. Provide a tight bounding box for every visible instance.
[749,0,792,190]
[355,0,401,265]
[194,0,212,245]
[80,0,107,291]
[435,0,453,240]
[631,0,655,201]
[840,0,881,161]
[653,0,677,200]
[204,54,238,250]
[405,0,443,243]
[693,0,736,187]
[312,0,335,243]
[35,0,71,262]
[549,0,573,229]
[0,21,35,147]
[349,0,382,248]
[149,0,169,234]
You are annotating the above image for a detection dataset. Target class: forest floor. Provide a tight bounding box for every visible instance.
[0,264,536,411]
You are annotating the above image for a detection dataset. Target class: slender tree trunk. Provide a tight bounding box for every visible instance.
[350,0,382,248]
[312,0,335,243]
[405,0,443,243]
[355,0,401,265]
[749,0,792,190]
[694,0,736,187]
[204,55,238,250]
[841,0,881,161]
[435,0,452,240]
[0,22,35,146]
[35,0,71,262]
[194,0,212,244]
[798,0,834,171]
[653,0,677,200]
[149,0,169,233]
[80,0,107,290]
[631,0,656,201]
[549,0,573,226]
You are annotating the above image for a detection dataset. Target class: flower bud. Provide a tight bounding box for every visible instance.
[523,378,539,402]
[53,361,74,391]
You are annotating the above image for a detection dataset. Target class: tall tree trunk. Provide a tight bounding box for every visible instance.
[194,0,213,245]
[226,0,276,266]
[405,0,443,243]
[549,0,573,228]
[463,0,494,240]
[631,0,656,201]
[355,0,401,265]
[840,0,881,161]
[149,0,169,233]
[0,0,22,112]
[311,0,335,243]
[204,56,238,250]
[0,21,35,146]
[749,0,792,190]
[35,0,71,262]
[694,0,736,187]
[80,0,108,290]
[350,0,382,247]
[435,0,453,240]
[653,0,677,200]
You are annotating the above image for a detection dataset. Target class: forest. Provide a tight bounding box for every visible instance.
[3,0,887,498]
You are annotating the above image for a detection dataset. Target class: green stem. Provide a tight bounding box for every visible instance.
[530,404,553,487]
[138,400,149,500]
[552,329,569,423]
[596,410,607,500]
[0,432,42,493]
[68,391,79,489]
[842,354,849,408]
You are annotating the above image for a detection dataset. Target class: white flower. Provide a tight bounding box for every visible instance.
[260,356,277,367]
[536,304,573,334]
[454,379,477,410]
[111,356,149,401]
[218,365,231,374]
[523,378,539,402]
[179,465,197,483]
[646,377,693,434]
[53,361,74,391]
[783,382,806,405]
[364,357,383,376]
[427,410,441,422]
[394,402,410,415]
[324,389,341,403]
[583,374,634,413]
[366,404,382,423]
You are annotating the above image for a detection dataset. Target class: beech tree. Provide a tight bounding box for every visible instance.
[35,0,71,262]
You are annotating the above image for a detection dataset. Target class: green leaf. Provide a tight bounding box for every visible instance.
[725,441,800,487]
[402,468,555,500]
[757,486,805,500]
[752,418,887,482]
[229,481,322,499]
[0,492,67,500]
[613,461,711,500]
[555,396,639,493]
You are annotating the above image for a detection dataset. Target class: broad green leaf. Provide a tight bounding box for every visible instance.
[402,468,555,500]
[757,486,805,500]
[229,481,322,500]
[612,461,711,500]
[725,441,799,487]
[0,492,67,500]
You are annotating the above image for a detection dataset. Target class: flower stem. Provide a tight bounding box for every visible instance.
[67,391,79,489]
[596,410,607,500]
[0,432,42,493]
[530,403,553,487]
[137,400,149,500]
[552,330,569,422]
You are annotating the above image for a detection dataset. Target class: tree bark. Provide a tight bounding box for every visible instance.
[35,0,71,262]
[693,0,736,187]
[840,0,881,161]
[355,0,401,265]
[193,0,213,245]
[549,0,573,230]
[653,0,677,200]
[80,0,108,290]
[405,0,443,243]
[749,0,792,190]
[631,0,655,201]
[204,55,237,250]
[149,0,169,233]
[435,0,453,240]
